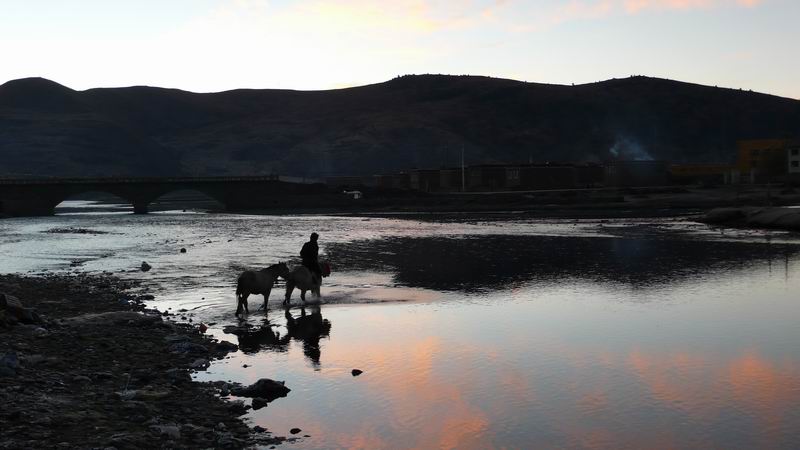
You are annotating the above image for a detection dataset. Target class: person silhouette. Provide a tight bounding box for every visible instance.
[300,232,322,282]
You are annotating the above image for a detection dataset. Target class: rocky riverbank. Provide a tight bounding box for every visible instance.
[0,273,287,449]
[698,206,800,231]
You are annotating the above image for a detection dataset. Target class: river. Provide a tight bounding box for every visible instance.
[2,202,799,449]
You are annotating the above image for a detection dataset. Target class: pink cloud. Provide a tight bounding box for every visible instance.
[622,0,762,14]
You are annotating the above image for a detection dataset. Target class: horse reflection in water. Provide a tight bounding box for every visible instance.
[232,318,288,354]
[226,305,331,368]
[284,305,331,368]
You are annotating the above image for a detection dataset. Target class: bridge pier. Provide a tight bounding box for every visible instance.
[0,194,57,217]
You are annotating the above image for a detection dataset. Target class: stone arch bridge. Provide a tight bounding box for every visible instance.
[0,176,331,217]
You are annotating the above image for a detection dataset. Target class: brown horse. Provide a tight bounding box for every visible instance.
[236,262,290,316]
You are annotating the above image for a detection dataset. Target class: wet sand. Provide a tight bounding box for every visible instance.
[0,273,288,449]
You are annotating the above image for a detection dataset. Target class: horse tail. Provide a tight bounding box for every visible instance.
[235,281,242,315]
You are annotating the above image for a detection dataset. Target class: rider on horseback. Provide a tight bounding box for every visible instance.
[301,232,322,282]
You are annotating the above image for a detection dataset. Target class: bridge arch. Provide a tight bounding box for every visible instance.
[54,191,134,214]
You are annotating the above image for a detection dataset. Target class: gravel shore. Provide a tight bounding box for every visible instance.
[0,273,286,449]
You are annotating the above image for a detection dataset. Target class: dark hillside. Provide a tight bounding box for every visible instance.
[1,75,798,178]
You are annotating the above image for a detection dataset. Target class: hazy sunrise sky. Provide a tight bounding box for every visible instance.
[1,0,797,98]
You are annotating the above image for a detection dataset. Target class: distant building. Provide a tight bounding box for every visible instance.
[326,176,377,188]
[343,190,363,200]
[409,169,441,192]
[575,164,605,188]
[736,139,799,183]
[376,173,410,190]
[439,168,464,191]
[466,165,507,191]
[506,164,577,190]
[788,142,800,181]
[604,160,669,187]
[407,163,603,192]
[669,163,736,185]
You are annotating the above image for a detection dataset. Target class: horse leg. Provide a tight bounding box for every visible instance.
[284,281,295,305]
[242,292,249,314]
[300,289,306,303]
[262,287,271,311]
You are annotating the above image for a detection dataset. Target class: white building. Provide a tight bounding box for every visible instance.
[788,142,800,174]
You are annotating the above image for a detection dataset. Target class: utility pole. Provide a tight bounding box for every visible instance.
[461,144,466,192]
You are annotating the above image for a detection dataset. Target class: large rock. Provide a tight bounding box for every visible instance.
[746,207,800,230]
[699,207,800,231]
[251,398,269,410]
[0,351,19,377]
[230,379,290,400]
[0,293,42,325]
[698,207,747,224]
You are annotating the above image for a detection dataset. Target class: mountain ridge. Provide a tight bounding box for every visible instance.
[1,75,798,178]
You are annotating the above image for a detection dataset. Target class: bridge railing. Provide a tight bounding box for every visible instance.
[0,175,324,185]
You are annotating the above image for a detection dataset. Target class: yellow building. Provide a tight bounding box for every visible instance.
[736,139,790,175]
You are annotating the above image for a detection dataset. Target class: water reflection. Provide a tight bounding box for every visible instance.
[285,306,332,369]
[226,318,288,355]
[228,296,800,450]
[327,235,800,291]
[224,306,331,368]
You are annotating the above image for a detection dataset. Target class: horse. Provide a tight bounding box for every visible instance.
[283,262,330,305]
[236,262,290,316]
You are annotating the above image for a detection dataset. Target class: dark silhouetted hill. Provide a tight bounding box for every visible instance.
[1,75,798,178]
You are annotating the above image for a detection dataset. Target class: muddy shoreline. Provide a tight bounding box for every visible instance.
[217,185,800,220]
[0,273,288,449]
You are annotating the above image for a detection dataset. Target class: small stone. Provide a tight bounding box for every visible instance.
[0,352,20,377]
[140,261,152,272]
[216,341,238,352]
[180,248,187,253]
[33,327,49,337]
[253,426,267,433]
[154,424,181,440]
[351,369,363,376]
[190,358,209,369]
[290,428,301,435]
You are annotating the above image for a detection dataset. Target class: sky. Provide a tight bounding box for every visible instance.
[1,0,798,98]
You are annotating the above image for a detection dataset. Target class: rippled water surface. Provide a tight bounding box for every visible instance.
[2,203,800,449]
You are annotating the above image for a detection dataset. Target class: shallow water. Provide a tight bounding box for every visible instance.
[2,202,800,449]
